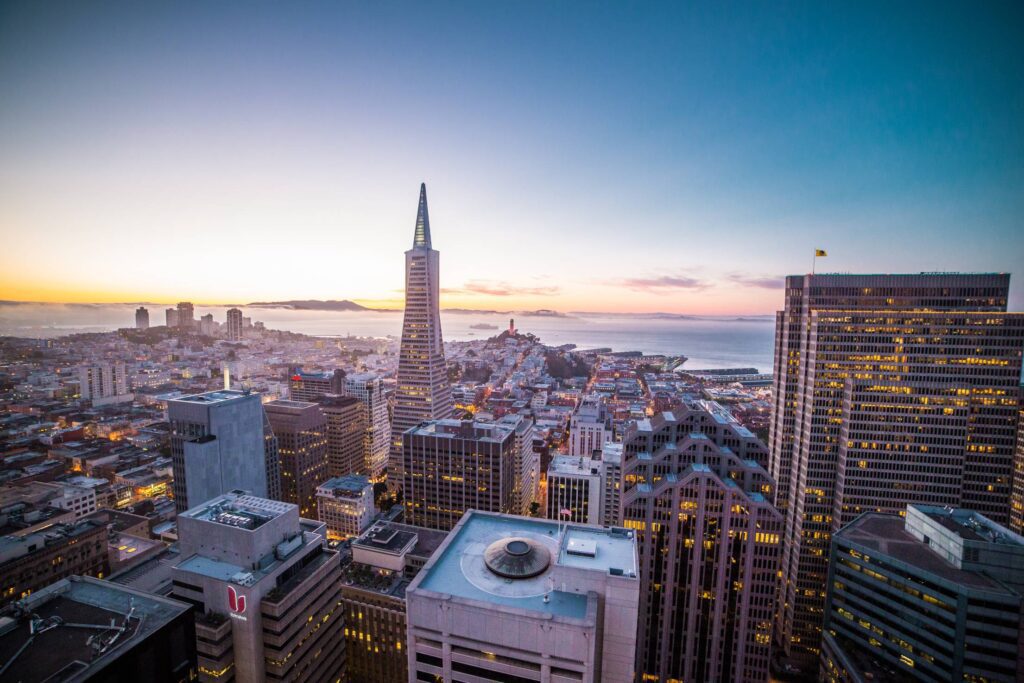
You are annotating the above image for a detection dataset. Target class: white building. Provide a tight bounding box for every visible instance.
[547,454,604,525]
[406,510,640,682]
[316,474,376,540]
[343,372,391,481]
[568,395,612,457]
[498,413,539,515]
[77,362,132,406]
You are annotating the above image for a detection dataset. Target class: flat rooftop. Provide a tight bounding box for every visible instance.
[0,576,189,682]
[414,512,637,621]
[406,418,513,442]
[318,475,372,495]
[181,491,294,530]
[838,514,1010,591]
[915,504,1024,547]
[168,389,252,404]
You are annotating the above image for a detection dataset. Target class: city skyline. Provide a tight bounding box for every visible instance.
[2,3,1023,314]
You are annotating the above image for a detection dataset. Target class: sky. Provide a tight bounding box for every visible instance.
[1,1,1022,314]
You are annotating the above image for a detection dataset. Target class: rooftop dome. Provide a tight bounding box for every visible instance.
[483,537,551,579]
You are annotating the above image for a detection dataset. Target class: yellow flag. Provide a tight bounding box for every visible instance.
[815,249,827,257]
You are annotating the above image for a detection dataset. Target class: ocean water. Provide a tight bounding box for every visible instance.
[0,303,776,372]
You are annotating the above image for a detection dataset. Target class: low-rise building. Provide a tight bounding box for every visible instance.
[316,474,376,540]
[0,519,108,607]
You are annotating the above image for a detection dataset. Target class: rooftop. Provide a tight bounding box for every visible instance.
[168,389,253,405]
[318,475,372,496]
[914,504,1024,547]
[181,490,294,530]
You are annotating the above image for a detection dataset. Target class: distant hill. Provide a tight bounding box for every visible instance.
[246,299,372,312]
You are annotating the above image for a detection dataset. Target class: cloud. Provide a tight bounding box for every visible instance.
[727,274,785,289]
[616,275,710,294]
[443,280,560,297]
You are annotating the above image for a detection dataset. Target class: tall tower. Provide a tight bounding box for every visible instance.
[135,306,149,329]
[389,183,454,483]
[226,307,243,341]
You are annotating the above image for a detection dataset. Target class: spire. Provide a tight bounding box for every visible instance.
[413,182,431,249]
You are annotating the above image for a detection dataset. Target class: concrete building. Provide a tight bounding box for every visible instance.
[166,307,179,328]
[390,183,455,485]
[176,301,195,329]
[0,519,108,607]
[199,313,215,336]
[317,394,365,477]
[264,399,329,518]
[600,442,623,527]
[226,307,243,341]
[344,372,391,481]
[1015,390,1024,531]
[341,521,448,683]
[0,575,197,682]
[547,454,604,525]
[135,305,150,329]
[500,412,540,515]
[821,505,1024,683]
[169,491,344,683]
[287,368,345,402]
[405,510,640,683]
[78,362,132,405]
[316,474,375,539]
[768,273,1024,666]
[402,418,516,531]
[620,401,781,682]
[569,395,612,457]
[168,390,270,512]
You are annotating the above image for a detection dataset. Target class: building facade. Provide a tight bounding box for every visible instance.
[390,183,455,485]
[287,368,345,402]
[226,307,243,341]
[767,273,1022,666]
[344,372,391,481]
[176,301,195,329]
[569,395,613,457]
[168,390,270,512]
[0,519,108,607]
[620,401,781,682]
[78,362,131,405]
[401,418,516,531]
[135,305,149,329]
[316,474,375,539]
[547,454,604,525]
[821,505,1024,683]
[405,511,640,683]
[264,399,329,518]
[317,394,366,477]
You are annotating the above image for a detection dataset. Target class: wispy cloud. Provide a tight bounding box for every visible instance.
[727,274,785,289]
[442,280,560,297]
[617,275,710,294]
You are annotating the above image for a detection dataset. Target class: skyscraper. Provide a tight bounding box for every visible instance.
[768,272,1023,667]
[225,307,242,341]
[317,394,366,477]
[135,305,149,329]
[389,183,454,484]
[176,301,194,329]
[344,372,391,481]
[264,399,330,517]
[288,367,345,402]
[620,400,781,682]
[167,389,270,512]
[165,307,178,328]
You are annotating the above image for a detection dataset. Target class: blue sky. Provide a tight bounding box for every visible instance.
[1,1,1021,312]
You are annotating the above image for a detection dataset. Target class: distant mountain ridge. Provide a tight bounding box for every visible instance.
[246,299,372,311]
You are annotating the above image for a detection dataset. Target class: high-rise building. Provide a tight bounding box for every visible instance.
[225,307,243,341]
[287,367,345,402]
[264,399,329,518]
[600,442,623,527]
[402,418,516,531]
[165,307,179,328]
[0,519,109,607]
[569,394,613,457]
[621,401,781,682]
[499,412,539,515]
[167,390,270,512]
[1014,387,1024,532]
[316,474,376,539]
[768,273,1023,666]
[344,372,391,481]
[405,510,640,683]
[78,362,132,405]
[390,183,455,484]
[176,301,194,329]
[169,491,344,683]
[342,521,448,683]
[198,312,214,335]
[0,576,197,683]
[317,394,365,477]
[821,505,1024,683]
[135,305,149,329]
[547,454,604,524]
[263,410,282,502]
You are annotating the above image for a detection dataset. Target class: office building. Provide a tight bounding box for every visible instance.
[0,575,197,683]
[821,505,1024,683]
[406,510,640,683]
[264,399,329,518]
[169,491,344,683]
[78,362,132,405]
[135,305,149,329]
[390,183,455,484]
[167,390,270,512]
[600,442,623,527]
[342,521,448,683]
[0,519,108,607]
[317,394,366,477]
[287,367,345,402]
[402,418,516,531]
[547,454,604,525]
[316,474,376,539]
[226,307,243,341]
[621,401,781,682]
[165,307,179,328]
[176,301,194,329]
[569,395,613,457]
[499,412,539,515]
[344,372,391,481]
[263,410,282,502]
[768,273,1023,665]
[199,312,215,335]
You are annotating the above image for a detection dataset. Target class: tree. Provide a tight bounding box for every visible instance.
[528,501,541,518]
